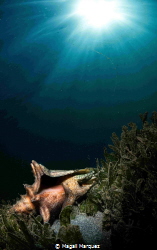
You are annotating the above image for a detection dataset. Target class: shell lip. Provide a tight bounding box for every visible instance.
[44,167,94,178]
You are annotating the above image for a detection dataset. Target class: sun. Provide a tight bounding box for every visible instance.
[76,0,124,28]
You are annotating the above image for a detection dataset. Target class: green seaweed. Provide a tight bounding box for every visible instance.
[59,205,73,227]
[0,202,56,249]
[57,225,84,244]
[78,111,157,247]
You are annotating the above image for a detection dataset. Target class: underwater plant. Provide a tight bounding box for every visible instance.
[0,201,57,249]
[78,111,157,248]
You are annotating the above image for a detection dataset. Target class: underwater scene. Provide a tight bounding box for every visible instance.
[1,0,157,249]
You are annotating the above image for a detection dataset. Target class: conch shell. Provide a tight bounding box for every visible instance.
[11,160,96,223]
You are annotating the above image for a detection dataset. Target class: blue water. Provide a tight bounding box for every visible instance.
[0,0,157,199]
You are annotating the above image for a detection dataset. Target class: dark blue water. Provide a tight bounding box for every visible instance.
[0,0,157,199]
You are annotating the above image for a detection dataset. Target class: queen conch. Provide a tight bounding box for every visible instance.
[11,160,96,223]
